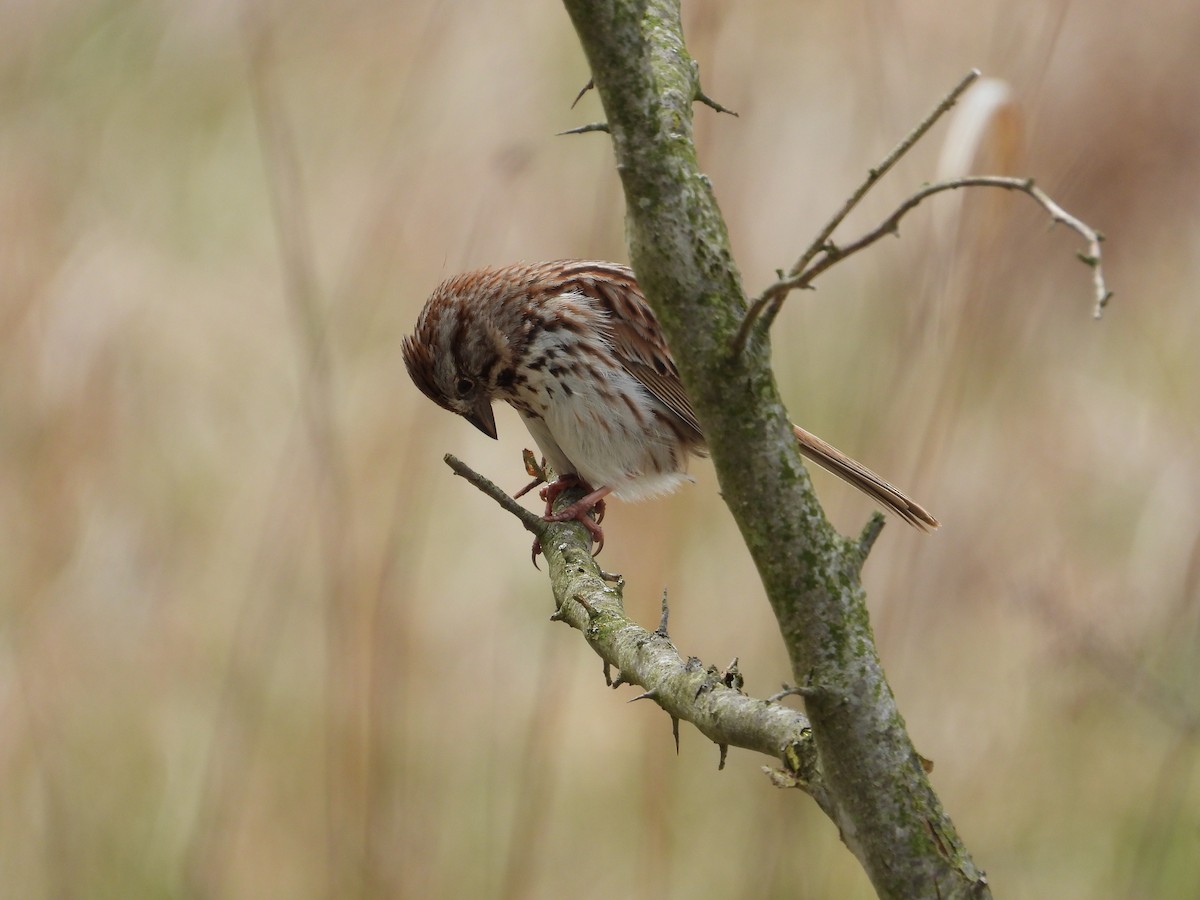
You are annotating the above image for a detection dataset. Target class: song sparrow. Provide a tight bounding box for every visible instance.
[402,260,938,550]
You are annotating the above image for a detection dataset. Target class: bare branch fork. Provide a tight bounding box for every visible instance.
[443,454,829,798]
[733,69,1111,355]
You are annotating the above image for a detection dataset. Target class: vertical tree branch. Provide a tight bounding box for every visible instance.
[560,2,989,897]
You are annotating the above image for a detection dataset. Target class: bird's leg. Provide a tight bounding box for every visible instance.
[528,474,610,557]
[538,473,582,515]
[542,477,611,553]
[514,476,544,500]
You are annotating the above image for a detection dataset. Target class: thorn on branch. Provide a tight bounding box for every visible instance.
[721,657,744,692]
[718,743,729,770]
[656,588,671,637]
[768,682,823,703]
[628,689,659,704]
[574,594,601,621]
[558,122,609,136]
[857,514,886,565]
[767,685,799,703]
[672,716,681,754]
[570,78,594,109]
[696,89,738,117]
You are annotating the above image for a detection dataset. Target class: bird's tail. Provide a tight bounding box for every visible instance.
[792,424,939,531]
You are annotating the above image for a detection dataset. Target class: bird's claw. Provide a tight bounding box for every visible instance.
[528,474,606,563]
[545,499,605,555]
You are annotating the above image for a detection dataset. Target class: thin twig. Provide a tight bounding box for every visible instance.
[444,454,546,533]
[733,69,982,355]
[802,176,1109,313]
[738,175,1111,356]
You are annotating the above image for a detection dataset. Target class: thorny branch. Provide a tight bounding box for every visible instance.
[443,454,826,798]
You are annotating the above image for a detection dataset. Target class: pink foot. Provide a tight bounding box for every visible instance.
[537,473,584,515]
[531,475,612,558]
[545,497,606,554]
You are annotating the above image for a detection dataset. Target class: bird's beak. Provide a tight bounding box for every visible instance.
[463,398,498,440]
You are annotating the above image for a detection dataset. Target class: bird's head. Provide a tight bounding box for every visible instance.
[402,272,519,439]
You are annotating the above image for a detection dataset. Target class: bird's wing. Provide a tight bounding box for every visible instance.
[559,261,705,444]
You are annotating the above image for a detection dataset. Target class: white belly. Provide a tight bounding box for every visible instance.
[515,372,693,502]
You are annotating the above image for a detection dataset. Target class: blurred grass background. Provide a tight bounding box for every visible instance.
[2,1,1198,897]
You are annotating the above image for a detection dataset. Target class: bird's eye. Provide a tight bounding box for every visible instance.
[454,376,475,397]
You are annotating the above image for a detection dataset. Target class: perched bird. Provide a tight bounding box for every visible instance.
[403,260,938,549]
